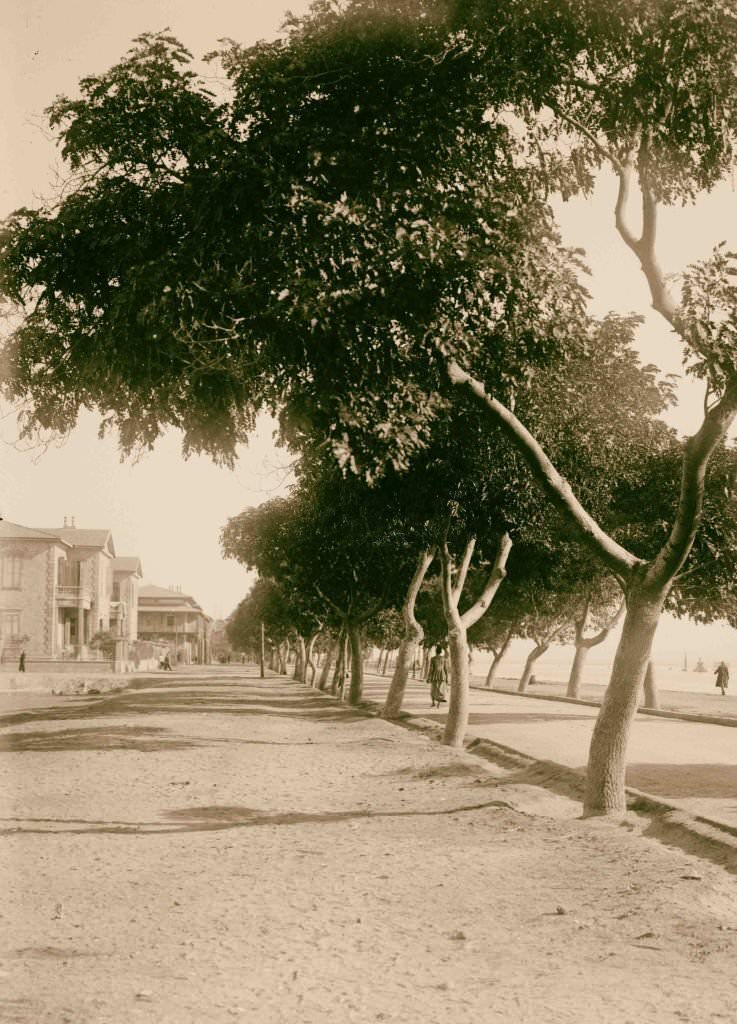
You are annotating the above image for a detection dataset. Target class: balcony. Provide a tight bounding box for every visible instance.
[56,585,92,609]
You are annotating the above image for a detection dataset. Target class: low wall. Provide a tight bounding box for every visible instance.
[0,672,125,696]
[119,655,160,673]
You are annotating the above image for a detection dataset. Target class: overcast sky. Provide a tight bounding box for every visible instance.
[1,1,736,663]
[1,0,314,620]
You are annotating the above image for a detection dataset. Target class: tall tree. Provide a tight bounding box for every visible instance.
[5,3,737,815]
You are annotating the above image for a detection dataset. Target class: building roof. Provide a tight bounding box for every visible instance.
[40,527,116,556]
[112,556,143,577]
[0,521,70,545]
[139,584,192,600]
[138,584,208,617]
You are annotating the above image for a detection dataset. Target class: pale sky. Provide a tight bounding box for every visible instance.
[0,0,314,620]
[1,1,736,658]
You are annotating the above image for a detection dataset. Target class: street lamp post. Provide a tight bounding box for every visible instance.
[260,621,265,679]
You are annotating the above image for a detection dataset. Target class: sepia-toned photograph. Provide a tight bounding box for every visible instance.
[2,1,737,1021]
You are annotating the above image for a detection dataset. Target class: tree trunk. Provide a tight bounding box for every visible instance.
[318,640,336,691]
[293,635,306,681]
[484,627,514,689]
[330,630,345,696]
[642,659,659,710]
[443,619,470,748]
[566,643,589,699]
[518,643,548,693]
[277,642,288,675]
[382,548,434,720]
[583,591,665,817]
[304,632,320,686]
[382,637,415,718]
[347,622,364,706]
[376,647,385,670]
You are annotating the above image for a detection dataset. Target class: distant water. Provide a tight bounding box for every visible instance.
[471,645,726,695]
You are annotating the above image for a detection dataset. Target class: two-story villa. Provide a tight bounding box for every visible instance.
[0,518,142,663]
[137,585,212,665]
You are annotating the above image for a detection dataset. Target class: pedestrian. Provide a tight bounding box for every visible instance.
[18,648,26,673]
[428,645,449,708]
[715,660,729,695]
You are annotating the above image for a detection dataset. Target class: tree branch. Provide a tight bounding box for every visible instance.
[461,532,513,629]
[581,598,625,649]
[648,384,737,586]
[402,546,435,634]
[314,584,345,619]
[614,158,640,253]
[439,539,456,617]
[551,105,625,173]
[452,535,476,604]
[574,592,592,644]
[446,360,641,577]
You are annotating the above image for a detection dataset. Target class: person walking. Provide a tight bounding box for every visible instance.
[18,648,26,673]
[715,661,729,695]
[428,645,449,708]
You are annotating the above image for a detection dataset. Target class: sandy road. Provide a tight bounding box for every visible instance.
[1,670,737,1023]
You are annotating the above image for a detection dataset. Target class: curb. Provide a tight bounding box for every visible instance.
[350,690,737,875]
[471,683,737,730]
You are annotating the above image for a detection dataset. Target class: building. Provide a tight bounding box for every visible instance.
[112,556,143,642]
[0,521,70,663]
[0,518,141,664]
[137,585,212,665]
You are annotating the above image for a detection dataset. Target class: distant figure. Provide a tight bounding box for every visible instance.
[428,645,449,708]
[162,653,173,671]
[18,649,26,673]
[715,661,729,695]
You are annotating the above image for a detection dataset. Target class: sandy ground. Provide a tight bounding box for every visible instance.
[2,671,737,1024]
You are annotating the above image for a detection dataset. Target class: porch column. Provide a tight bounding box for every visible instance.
[77,607,85,658]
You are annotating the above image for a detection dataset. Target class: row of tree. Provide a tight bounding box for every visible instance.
[4,0,737,815]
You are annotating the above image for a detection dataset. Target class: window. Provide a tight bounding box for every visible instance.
[1,555,22,589]
[112,581,121,601]
[1,612,21,638]
[57,559,80,586]
[166,615,175,628]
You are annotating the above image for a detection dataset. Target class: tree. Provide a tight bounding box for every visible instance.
[227,577,295,667]
[6,3,737,814]
[565,576,624,700]
[441,0,737,811]
[468,589,522,688]
[222,459,420,703]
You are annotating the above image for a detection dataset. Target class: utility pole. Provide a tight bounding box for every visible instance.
[260,621,265,679]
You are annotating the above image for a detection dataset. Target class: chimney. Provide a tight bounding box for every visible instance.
[63,516,68,527]
[70,516,76,528]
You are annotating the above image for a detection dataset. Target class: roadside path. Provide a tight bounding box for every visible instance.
[361,672,737,831]
[2,669,737,1024]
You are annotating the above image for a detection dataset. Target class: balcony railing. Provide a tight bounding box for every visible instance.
[56,585,93,605]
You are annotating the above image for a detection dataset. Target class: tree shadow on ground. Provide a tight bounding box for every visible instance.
[0,797,518,836]
[0,685,368,730]
[626,763,737,799]
[0,725,200,753]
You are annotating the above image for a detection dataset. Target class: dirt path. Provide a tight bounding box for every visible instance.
[1,672,737,1023]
